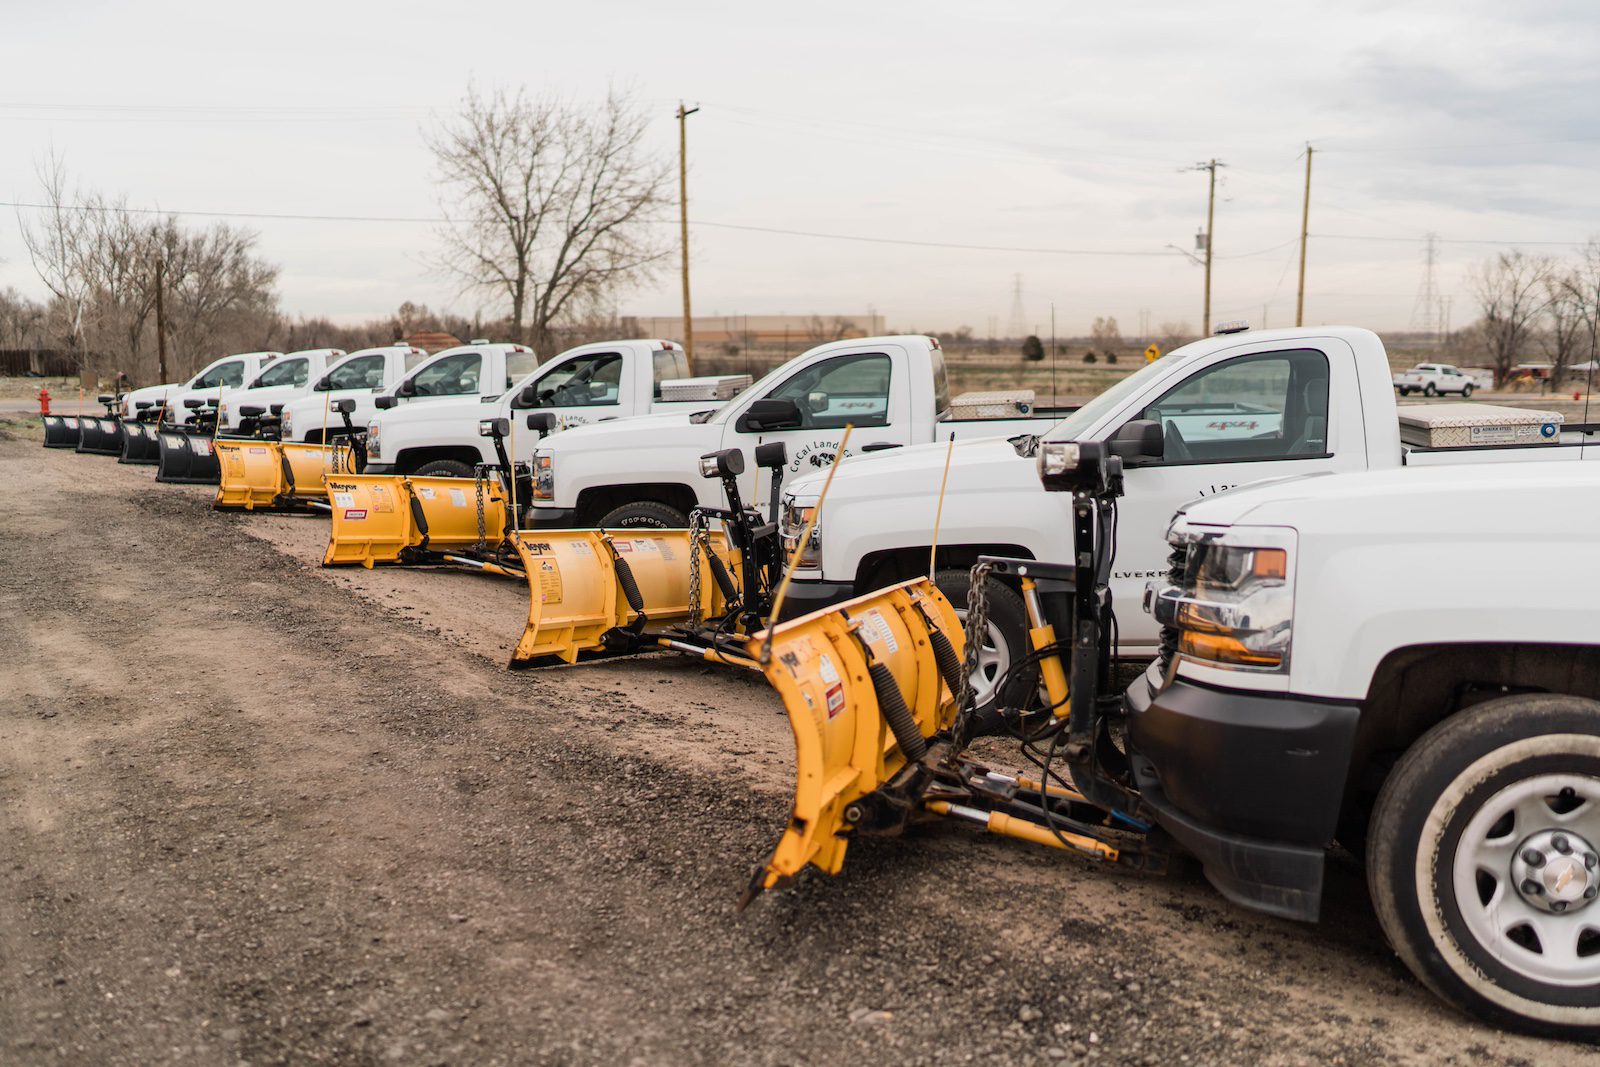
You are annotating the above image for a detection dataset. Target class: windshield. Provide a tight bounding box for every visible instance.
[252,358,307,388]
[1043,353,1184,442]
[190,360,246,389]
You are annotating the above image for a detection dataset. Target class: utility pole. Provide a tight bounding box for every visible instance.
[1187,159,1225,334]
[154,255,169,383]
[1295,144,1313,327]
[676,102,700,371]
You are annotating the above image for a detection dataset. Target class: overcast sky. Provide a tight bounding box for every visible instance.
[3,0,1598,337]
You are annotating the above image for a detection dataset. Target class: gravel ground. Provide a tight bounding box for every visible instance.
[0,421,1595,1067]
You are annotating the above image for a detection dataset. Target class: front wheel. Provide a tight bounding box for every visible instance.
[595,500,691,529]
[1367,693,1600,1038]
[1462,384,1475,398]
[1424,382,1439,397]
[933,569,1037,737]
[412,459,475,479]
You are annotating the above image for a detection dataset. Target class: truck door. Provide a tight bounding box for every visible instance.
[1108,346,1360,650]
[509,350,628,461]
[725,347,911,504]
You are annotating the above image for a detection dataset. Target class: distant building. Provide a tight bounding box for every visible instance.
[405,330,464,354]
[619,314,886,346]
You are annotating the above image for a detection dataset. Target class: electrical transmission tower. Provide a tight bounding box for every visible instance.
[1410,233,1440,339]
[1007,274,1027,339]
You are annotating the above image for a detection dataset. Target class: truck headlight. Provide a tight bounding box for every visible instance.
[780,501,822,568]
[1159,535,1294,671]
[281,409,293,439]
[532,453,554,500]
[366,421,381,459]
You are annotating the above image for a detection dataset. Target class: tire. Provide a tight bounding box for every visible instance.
[1462,384,1474,398]
[596,500,690,529]
[933,568,1038,737]
[412,459,475,479]
[1367,693,1600,1038]
[1424,383,1439,397]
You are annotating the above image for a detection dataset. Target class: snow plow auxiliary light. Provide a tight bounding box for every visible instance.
[479,417,510,438]
[699,448,744,480]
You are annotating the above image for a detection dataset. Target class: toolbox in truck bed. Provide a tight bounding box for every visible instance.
[1397,403,1563,448]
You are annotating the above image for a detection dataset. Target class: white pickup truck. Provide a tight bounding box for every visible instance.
[1393,362,1480,397]
[276,344,442,443]
[526,335,1069,530]
[217,348,344,433]
[778,326,1592,711]
[362,339,750,478]
[121,351,282,424]
[1132,460,1600,1037]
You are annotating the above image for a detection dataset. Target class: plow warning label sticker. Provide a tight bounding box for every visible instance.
[416,487,435,500]
[332,492,355,509]
[344,509,368,520]
[249,447,267,454]
[537,559,562,604]
[858,610,899,654]
[371,486,394,513]
[195,440,214,456]
[450,488,468,507]
[818,654,845,718]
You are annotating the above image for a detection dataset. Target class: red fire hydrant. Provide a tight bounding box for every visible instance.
[38,387,51,415]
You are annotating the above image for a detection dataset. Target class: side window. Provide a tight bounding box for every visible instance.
[651,349,690,397]
[218,362,246,388]
[326,354,385,391]
[505,350,538,389]
[530,353,624,407]
[767,353,892,429]
[1136,349,1329,463]
[253,358,307,388]
[410,353,483,397]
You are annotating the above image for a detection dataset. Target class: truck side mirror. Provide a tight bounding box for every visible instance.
[397,378,417,397]
[515,383,539,408]
[526,412,558,438]
[334,398,357,415]
[314,374,331,391]
[736,397,803,433]
[374,395,398,410]
[1109,419,1164,464]
[754,442,787,469]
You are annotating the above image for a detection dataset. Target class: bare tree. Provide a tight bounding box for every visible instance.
[1469,250,1553,386]
[1540,266,1589,387]
[1157,321,1193,353]
[17,153,92,372]
[805,315,858,343]
[1090,316,1123,357]
[1564,239,1600,394]
[162,222,279,370]
[428,85,670,352]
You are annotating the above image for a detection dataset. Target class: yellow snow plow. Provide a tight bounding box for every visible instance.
[323,472,511,567]
[214,439,359,511]
[507,528,739,667]
[740,435,1172,909]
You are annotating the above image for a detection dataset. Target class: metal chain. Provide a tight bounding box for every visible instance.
[954,561,996,736]
[686,509,706,625]
[474,467,487,552]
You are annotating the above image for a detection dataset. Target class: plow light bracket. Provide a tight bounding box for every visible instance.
[479,417,511,438]
[183,398,204,409]
[375,395,398,410]
[755,442,787,470]
[1037,439,1123,495]
[527,412,558,438]
[700,448,744,480]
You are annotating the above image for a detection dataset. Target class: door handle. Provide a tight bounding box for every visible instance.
[861,442,901,452]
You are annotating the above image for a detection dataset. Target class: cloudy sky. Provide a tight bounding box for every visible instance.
[2,0,1597,336]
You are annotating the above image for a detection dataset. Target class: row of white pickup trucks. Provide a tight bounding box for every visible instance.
[120,323,1599,1033]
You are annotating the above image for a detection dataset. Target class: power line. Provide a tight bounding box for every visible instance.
[0,199,1184,256]
[1314,232,1592,247]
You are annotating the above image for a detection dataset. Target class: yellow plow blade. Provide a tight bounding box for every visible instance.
[743,577,964,898]
[322,474,507,567]
[214,440,357,511]
[507,529,737,667]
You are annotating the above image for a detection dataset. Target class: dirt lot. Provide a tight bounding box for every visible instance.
[0,420,1595,1067]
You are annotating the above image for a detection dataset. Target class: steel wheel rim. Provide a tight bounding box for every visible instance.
[1452,772,1600,986]
[952,608,1007,706]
